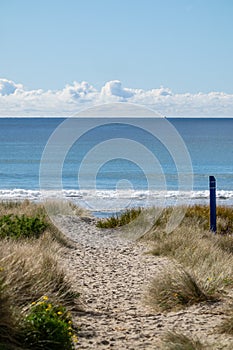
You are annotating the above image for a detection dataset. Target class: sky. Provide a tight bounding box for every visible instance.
[0,0,233,116]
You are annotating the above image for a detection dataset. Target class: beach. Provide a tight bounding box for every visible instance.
[55,213,233,349]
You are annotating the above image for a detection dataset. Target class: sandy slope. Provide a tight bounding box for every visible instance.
[55,215,233,349]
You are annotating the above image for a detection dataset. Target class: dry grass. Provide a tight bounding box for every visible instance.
[218,315,233,335]
[44,199,90,217]
[161,330,205,350]
[218,306,233,335]
[0,200,82,247]
[146,205,233,235]
[147,264,212,311]
[0,272,18,348]
[0,236,79,309]
[142,205,233,314]
[0,200,84,349]
[150,227,233,294]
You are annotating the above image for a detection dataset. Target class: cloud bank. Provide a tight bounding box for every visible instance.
[0,78,233,116]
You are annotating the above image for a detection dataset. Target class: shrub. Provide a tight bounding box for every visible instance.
[0,214,48,239]
[22,296,77,350]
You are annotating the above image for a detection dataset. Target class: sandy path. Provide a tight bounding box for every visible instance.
[55,215,233,350]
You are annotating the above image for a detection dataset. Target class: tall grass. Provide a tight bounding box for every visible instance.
[0,238,79,308]
[0,271,19,349]
[147,264,212,311]
[0,200,82,349]
[144,205,233,311]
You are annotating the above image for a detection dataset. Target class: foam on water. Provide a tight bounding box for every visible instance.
[1,189,233,214]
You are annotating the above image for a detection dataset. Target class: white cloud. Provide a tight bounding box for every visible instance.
[0,78,233,116]
[101,80,134,100]
[0,78,23,96]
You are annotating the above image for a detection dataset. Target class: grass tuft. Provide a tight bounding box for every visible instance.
[147,265,212,311]
[161,330,205,350]
[0,237,79,308]
[218,311,233,335]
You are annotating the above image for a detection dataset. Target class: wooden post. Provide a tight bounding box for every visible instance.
[209,176,216,233]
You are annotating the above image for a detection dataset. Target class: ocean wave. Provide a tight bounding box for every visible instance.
[0,188,233,208]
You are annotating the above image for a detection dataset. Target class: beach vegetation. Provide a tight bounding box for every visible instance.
[0,269,20,349]
[144,205,233,313]
[147,205,233,236]
[161,330,205,350]
[44,199,89,217]
[0,200,81,349]
[218,311,233,335]
[0,214,48,239]
[21,296,77,349]
[96,207,142,228]
[147,265,213,311]
[0,200,76,246]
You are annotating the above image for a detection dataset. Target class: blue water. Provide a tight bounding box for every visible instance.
[0,117,233,209]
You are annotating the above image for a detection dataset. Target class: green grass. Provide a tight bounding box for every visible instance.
[96,207,142,228]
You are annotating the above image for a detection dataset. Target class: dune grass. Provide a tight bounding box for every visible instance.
[96,207,142,228]
[147,265,213,312]
[0,237,79,308]
[0,200,82,349]
[142,205,233,311]
[161,330,205,350]
[218,308,233,335]
[0,270,20,349]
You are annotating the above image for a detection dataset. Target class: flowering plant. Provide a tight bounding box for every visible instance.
[23,295,77,349]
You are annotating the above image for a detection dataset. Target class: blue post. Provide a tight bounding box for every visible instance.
[209,176,216,233]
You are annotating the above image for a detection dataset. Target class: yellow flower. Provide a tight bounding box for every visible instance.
[68,332,72,336]
[57,311,63,315]
[45,304,52,311]
[68,320,72,325]
[72,335,78,343]
[31,301,36,306]
[43,295,49,301]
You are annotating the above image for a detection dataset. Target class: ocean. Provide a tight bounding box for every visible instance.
[0,117,233,215]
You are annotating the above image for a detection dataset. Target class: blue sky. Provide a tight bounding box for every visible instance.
[1,0,233,93]
[0,0,233,115]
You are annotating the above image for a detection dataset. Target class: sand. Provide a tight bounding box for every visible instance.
[54,214,233,349]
